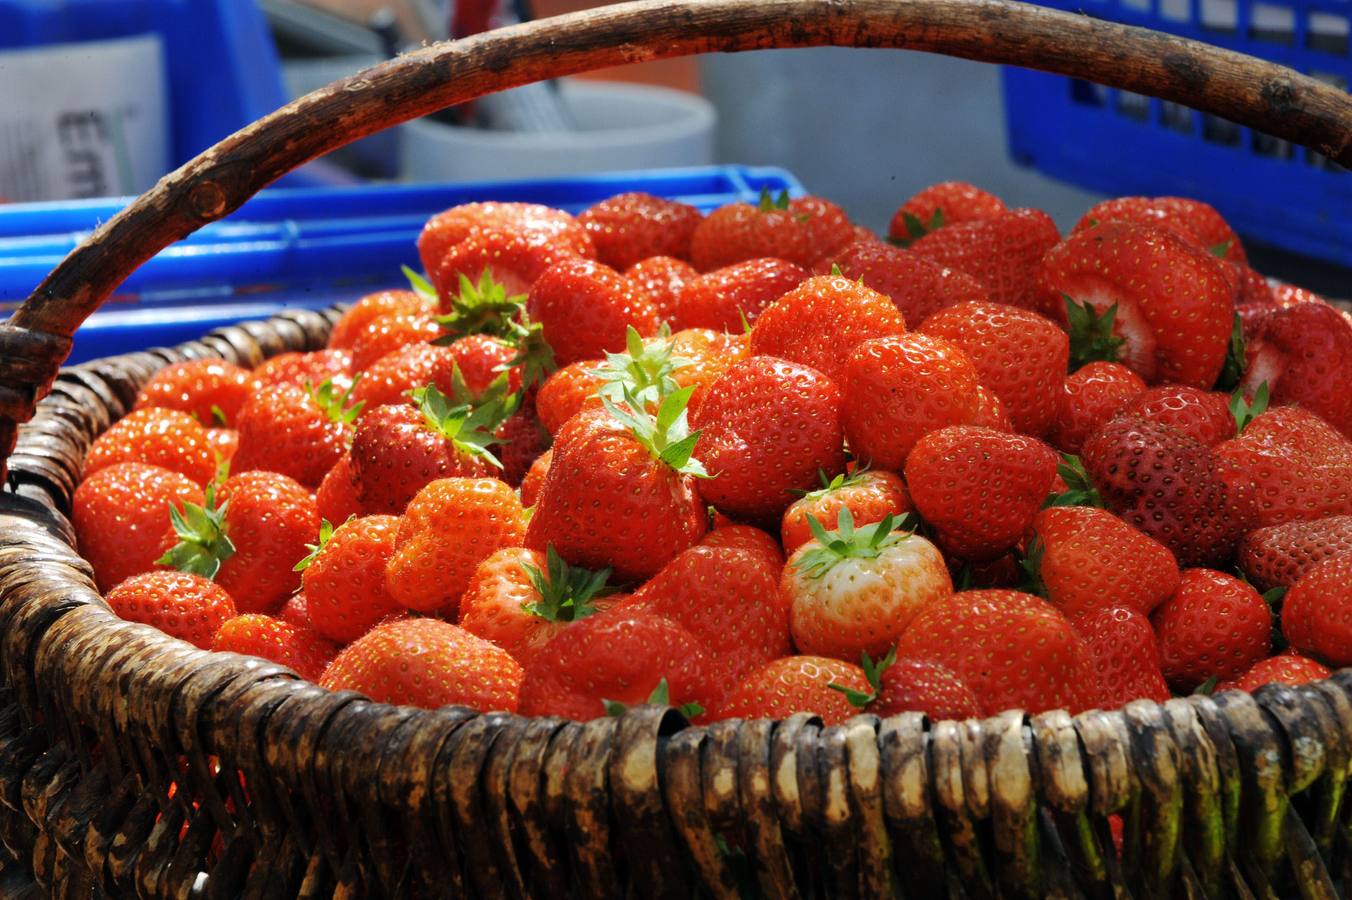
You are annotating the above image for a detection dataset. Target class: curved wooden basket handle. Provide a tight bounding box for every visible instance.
[3,0,1352,474]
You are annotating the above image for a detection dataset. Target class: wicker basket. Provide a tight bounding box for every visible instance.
[3,1,1352,896]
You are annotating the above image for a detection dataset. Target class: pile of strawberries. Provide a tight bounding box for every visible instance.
[71,180,1352,725]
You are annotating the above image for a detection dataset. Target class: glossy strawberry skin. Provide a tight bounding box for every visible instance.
[890,181,1008,240]
[1050,361,1147,455]
[1151,568,1271,691]
[910,208,1060,313]
[748,275,907,383]
[1037,222,1235,387]
[781,470,911,555]
[301,515,402,645]
[675,258,807,332]
[669,328,750,415]
[134,359,256,426]
[349,342,456,411]
[418,202,591,277]
[1071,606,1171,709]
[431,224,591,302]
[578,192,702,270]
[233,383,353,490]
[1072,196,1246,264]
[1031,506,1180,620]
[518,609,715,720]
[821,239,989,326]
[494,409,549,488]
[625,256,697,327]
[85,408,217,487]
[713,656,867,725]
[212,614,338,681]
[253,349,354,393]
[1239,515,1352,591]
[841,334,982,471]
[895,589,1096,716]
[691,356,845,524]
[527,258,660,366]
[525,411,707,582]
[919,301,1069,438]
[905,426,1059,561]
[320,618,523,713]
[349,404,496,516]
[106,571,237,649]
[1240,300,1352,439]
[315,453,364,524]
[328,290,432,351]
[535,360,605,436]
[519,448,551,508]
[73,462,203,592]
[1282,553,1352,667]
[1218,653,1331,693]
[690,195,855,271]
[872,659,982,720]
[349,311,443,373]
[385,478,526,615]
[1120,385,1234,448]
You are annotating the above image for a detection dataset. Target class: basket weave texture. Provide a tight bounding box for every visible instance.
[5,1,1352,897]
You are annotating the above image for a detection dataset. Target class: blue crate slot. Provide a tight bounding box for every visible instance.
[0,165,805,364]
[1003,0,1352,265]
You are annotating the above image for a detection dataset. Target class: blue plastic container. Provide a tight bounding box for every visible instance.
[0,165,805,363]
[1003,0,1352,264]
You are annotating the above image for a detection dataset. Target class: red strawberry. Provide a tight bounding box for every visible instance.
[1071,606,1171,708]
[1072,196,1246,264]
[699,524,785,569]
[349,310,443,373]
[320,618,523,712]
[526,394,707,582]
[1038,222,1235,387]
[253,349,354,393]
[1213,406,1352,527]
[134,359,255,427]
[578,192,702,270]
[889,181,1007,244]
[211,614,338,681]
[157,471,318,614]
[349,383,508,515]
[919,301,1068,437]
[713,656,867,725]
[868,657,981,720]
[73,462,204,592]
[417,201,591,278]
[85,408,216,486]
[668,328,749,415]
[691,356,845,523]
[1240,300,1352,438]
[518,608,715,720]
[625,255,697,327]
[494,408,549,487]
[1151,568,1271,691]
[105,571,236,649]
[350,342,456,411]
[1120,385,1235,448]
[1028,506,1180,620]
[431,224,588,302]
[328,289,432,351]
[784,511,951,662]
[527,257,660,366]
[205,428,239,467]
[459,546,614,666]
[895,589,1096,715]
[535,360,604,436]
[629,541,790,698]
[910,208,1060,313]
[315,453,363,524]
[233,380,361,489]
[279,591,312,629]
[1081,414,1255,566]
[675,258,807,331]
[1050,361,1147,454]
[519,448,551,508]
[385,477,526,615]
[1239,515,1352,591]
[905,426,1059,561]
[1219,653,1331,693]
[820,239,989,325]
[300,515,402,644]
[749,274,907,382]
[971,383,1013,432]
[1281,553,1352,666]
[781,469,910,555]
[690,190,855,271]
[841,334,982,470]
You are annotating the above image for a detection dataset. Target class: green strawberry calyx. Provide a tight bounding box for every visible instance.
[496,313,557,393]
[155,483,236,579]
[1216,312,1247,392]
[308,376,364,426]
[790,467,868,502]
[828,646,898,709]
[792,508,914,580]
[602,385,708,478]
[293,516,349,573]
[588,325,690,409]
[1229,381,1270,436]
[1064,294,1126,370]
[603,677,705,719]
[410,379,516,470]
[888,208,945,247]
[520,545,611,623]
[1017,536,1048,598]
[432,269,529,341]
[757,186,791,212]
[1043,453,1103,509]
[403,264,440,304]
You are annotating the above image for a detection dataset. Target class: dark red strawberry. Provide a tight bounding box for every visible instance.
[820,239,989,325]
[1121,385,1235,448]
[1281,553,1352,667]
[1050,361,1147,454]
[1219,653,1331,692]
[1239,515,1352,591]
[675,257,807,332]
[910,208,1060,313]
[1071,606,1171,708]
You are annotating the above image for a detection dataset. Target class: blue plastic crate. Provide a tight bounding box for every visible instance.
[1003,0,1352,265]
[0,164,805,364]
